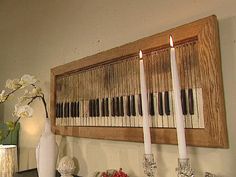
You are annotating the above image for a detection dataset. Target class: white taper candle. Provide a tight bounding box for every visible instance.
[139,50,152,154]
[169,36,187,159]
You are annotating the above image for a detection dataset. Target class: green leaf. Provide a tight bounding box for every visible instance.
[6,121,15,131]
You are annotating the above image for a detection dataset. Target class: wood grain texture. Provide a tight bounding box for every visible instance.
[50,15,228,148]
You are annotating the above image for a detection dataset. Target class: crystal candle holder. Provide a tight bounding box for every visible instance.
[176,158,194,177]
[143,154,157,177]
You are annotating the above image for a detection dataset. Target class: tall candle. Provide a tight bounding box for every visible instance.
[169,36,187,159]
[139,50,152,154]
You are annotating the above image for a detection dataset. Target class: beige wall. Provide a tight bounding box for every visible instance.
[0,0,236,176]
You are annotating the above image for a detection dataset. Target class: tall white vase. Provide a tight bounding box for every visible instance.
[36,118,58,177]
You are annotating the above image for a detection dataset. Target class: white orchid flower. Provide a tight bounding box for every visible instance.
[0,90,6,102]
[19,74,37,88]
[14,105,34,118]
[31,87,42,96]
[5,79,21,90]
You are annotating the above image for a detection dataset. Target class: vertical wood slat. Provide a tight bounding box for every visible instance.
[51,15,228,148]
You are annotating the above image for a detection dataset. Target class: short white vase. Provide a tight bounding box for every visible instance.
[36,118,58,177]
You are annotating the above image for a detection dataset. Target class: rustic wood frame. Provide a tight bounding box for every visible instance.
[50,15,228,148]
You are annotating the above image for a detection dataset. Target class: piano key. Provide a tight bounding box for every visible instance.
[105,98,109,126]
[88,100,93,126]
[164,91,170,116]
[76,101,80,126]
[92,99,97,126]
[131,95,136,116]
[181,89,187,115]
[70,102,74,117]
[92,99,96,117]
[120,96,124,117]
[89,100,92,117]
[94,98,101,126]
[105,98,109,117]
[127,95,131,117]
[130,95,135,127]
[157,92,163,127]
[96,99,100,116]
[134,94,141,127]
[123,96,128,127]
[185,89,192,128]
[111,97,116,117]
[67,102,70,125]
[196,88,204,128]
[158,92,164,116]
[117,97,123,126]
[162,92,169,127]
[111,97,116,126]
[108,97,112,126]
[116,97,120,117]
[153,95,159,127]
[167,91,175,128]
[149,93,155,116]
[101,98,105,117]
[188,89,194,115]
[191,88,198,128]
[84,100,89,126]
[63,102,66,118]
[138,94,143,116]
[98,99,104,126]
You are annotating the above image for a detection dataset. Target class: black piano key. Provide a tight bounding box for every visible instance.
[111,97,115,117]
[181,89,187,115]
[70,102,74,117]
[73,102,77,117]
[188,89,194,115]
[96,99,100,117]
[127,96,131,117]
[116,97,120,116]
[105,98,109,117]
[60,103,63,118]
[158,92,164,116]
[120,96,124,116]
[164,91,170,116]
[149,93,155,116]
[77,101,80,117]
[67,102,70,118]
[101,98,105,116]
[131,95,136,116]
[138,94,143,116]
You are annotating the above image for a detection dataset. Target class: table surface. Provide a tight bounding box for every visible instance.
[15,169,80,177]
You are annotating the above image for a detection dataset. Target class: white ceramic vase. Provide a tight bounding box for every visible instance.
[36,118,58,177]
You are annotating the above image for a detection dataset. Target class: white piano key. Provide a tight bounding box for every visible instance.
[134,94,140,127]
[191,88,199,128]
[185,89,193,128]
[197,88,204,128]
[108,97,112,126]
[162,92,169,128]
[167,91,175,128]
[98,99,103,126]
[152,93,159,128]
[123,96,128,127]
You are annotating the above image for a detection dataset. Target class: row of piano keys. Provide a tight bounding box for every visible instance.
[55,41,204,128]
[55,88,204,128]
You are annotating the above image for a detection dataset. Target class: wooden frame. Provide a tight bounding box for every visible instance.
[50,15,228,148]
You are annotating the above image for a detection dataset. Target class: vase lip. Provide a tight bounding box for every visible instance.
[0,145,17,149]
